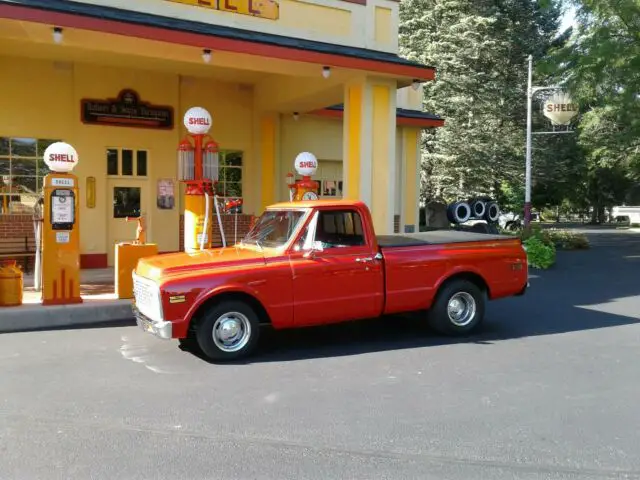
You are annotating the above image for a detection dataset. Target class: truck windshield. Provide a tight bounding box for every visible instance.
[242,209,307,249]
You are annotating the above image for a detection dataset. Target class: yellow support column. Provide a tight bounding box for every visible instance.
[342,82,365,201]
[342,78,397,234]
[370,82,397,235]
[402,128,421,233]
[259,113,279,212]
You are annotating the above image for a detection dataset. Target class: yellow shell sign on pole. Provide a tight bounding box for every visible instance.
[166,0,279,20]
[542,92,579,125]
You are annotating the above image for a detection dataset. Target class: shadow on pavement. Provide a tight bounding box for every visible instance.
[182,231,640,365]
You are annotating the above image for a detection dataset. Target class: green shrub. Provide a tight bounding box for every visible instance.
[523,236,556,269]
[519,227,590,250]
[542,229,590,250]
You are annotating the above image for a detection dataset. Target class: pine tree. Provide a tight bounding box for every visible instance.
[399,0,562,207]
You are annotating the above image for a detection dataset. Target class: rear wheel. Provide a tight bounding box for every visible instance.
[196,300,261,361]
[427,279,485,335]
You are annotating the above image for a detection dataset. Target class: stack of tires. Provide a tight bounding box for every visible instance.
[446,198,501,225]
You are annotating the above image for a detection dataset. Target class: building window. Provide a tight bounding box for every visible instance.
[218,150,243,212]
[294,159,342,199]
[0,137,60,214]
[319,180,343,198]
[113,186,141,219]
[178,150,244,213]
[106,148,148,177]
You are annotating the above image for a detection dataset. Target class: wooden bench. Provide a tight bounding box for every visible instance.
[0,236,37,274]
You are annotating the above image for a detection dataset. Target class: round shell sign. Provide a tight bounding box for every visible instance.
[43,142,79,173]
[543,92,579,125]
[294,152,318,176]
[184,106,212,135]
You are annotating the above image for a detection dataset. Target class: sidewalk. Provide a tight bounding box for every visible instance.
[0,268,135,334]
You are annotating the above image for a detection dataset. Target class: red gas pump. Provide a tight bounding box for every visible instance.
[287,152,320,201]
[178,107,227,251]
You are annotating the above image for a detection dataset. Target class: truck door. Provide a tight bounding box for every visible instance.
[289,208,384,326]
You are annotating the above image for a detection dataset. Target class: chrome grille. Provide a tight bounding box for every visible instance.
[132,274,161,321]
[133,278,153,309]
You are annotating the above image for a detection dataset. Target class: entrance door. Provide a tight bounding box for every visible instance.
[107,179,148,266]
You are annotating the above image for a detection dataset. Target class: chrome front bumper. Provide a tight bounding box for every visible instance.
[133,305,173,340]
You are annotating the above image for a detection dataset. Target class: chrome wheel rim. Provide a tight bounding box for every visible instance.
[212,312,251,353]
[447,292,476,327]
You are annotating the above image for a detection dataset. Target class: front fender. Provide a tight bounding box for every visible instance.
[184,284,268,324]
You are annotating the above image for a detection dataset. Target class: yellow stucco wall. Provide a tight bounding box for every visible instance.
[279,114,344,200]
[0,55,255,261]
[67,0,399,54]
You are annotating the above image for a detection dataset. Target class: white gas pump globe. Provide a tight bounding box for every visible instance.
[43,142,79,173]
[543,92,579,125]
[184,106,212,135]
[294,152,318,176]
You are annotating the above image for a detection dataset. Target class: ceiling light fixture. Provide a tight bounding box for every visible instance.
[293,112,300,121]
[202,49,212,63]
[322,66,331,79]
[411,79,421,91]
[52,27,63,44]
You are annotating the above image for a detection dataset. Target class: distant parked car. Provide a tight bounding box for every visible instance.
[498,212,522,231]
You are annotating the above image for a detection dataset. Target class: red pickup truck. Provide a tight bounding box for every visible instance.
[132,200,528,360]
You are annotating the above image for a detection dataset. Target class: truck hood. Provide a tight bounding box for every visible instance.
[134,247,265,282]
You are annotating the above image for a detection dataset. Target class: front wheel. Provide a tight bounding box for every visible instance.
[196,300,261,361]
[427,279,485,335]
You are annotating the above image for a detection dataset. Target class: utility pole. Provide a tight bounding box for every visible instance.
[525,55,533,228]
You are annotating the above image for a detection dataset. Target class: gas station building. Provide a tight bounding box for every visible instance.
[0,0,443,268]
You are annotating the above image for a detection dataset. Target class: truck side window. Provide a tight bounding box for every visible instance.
[316,210,365,248]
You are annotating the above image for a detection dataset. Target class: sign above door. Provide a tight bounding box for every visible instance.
[80,89,174,130]
[166,0,279,21]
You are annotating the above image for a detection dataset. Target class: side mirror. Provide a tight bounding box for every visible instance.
[303,240,324,258]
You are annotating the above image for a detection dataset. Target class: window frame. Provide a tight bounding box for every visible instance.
[0,136,61,215]
[177,149,244,214]
[106,147,149,178]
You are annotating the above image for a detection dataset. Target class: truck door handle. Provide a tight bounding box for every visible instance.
[356,253,382,263]
[355,257,373,263]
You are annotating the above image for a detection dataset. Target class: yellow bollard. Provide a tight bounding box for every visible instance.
[0,260,23,307]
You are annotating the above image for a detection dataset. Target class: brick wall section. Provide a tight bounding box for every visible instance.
[0,215,36,270]
[179,214,255,251]
[0,215,34,239]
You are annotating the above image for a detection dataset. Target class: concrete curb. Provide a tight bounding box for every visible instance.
[0,300,135,334]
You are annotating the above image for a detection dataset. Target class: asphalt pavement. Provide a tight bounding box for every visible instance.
[1,228,639,480]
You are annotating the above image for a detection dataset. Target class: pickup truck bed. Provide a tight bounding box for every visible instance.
[376,231,512,248]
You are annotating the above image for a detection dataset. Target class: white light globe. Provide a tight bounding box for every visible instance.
[43,142,79,173]
[294,152,318,176]
[184,106,212,134]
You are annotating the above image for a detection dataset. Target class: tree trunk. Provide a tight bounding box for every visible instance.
[598,206,606,224]
[590,204,599,224]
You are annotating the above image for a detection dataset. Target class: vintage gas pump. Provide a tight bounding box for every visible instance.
[41,142,82,305]
[178,107,222,253]
[287,152,320,201]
